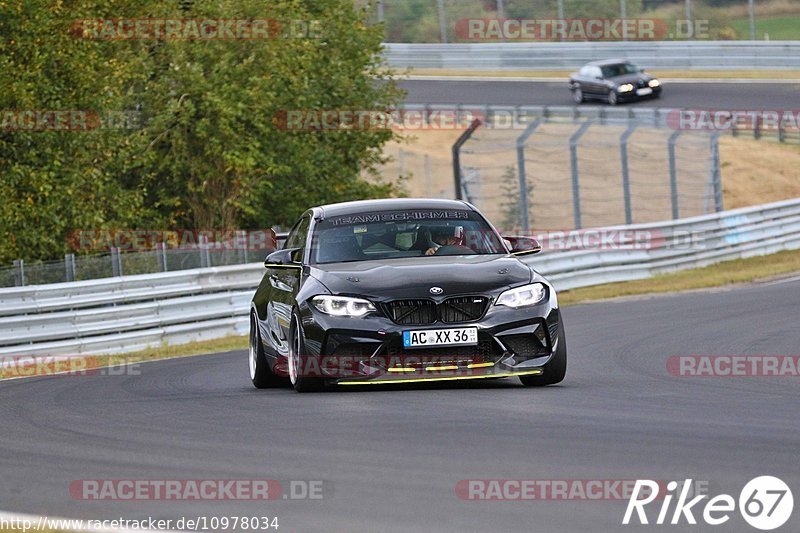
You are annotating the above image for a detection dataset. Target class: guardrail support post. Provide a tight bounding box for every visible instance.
[620,124,638,225]
[452,118,482,200]
[13,259,25,287]
[668,130,683,220]
[515,118,542,233]
[569,121,593,229]
[65,253,76,282]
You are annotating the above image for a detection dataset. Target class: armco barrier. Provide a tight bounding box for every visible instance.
[2,198,800,356]
[383,41,800,71]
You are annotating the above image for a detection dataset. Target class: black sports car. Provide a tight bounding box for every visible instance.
[249,199,566,392]
[569,59,662,105]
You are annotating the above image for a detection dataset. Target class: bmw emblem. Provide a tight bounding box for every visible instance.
[429,286,443,295]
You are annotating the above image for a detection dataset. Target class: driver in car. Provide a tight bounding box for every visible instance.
[425,226,464,256]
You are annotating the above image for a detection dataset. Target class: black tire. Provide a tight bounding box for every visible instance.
[288,312,326,392]
[520,319,567,387]
[572,87,584,104]
[249,313,286,388]
[607,90,618,106]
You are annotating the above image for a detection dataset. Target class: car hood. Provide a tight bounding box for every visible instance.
[310,255,534,300]
[608,73,652,85]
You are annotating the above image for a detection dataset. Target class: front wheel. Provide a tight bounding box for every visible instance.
[607,90,618,106]
[289,313,326,392]
[520,319,567,387]
[249,313,286,388]
[572,87,584,104]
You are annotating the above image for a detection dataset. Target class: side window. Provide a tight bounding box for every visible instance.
[579,66,590,77]
[285,215,311,251]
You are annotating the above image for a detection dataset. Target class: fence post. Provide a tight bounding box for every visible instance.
[515,118,542,233]
[710,132,724,212]
[111,247,123,277]
[620,124,638,225]
[236,230,248,264]
[13,259,25,287]
[668,130,683,220]
[436,0,447,43]
[424,154,432,196]
[452,118,482,200]
[157,242,168,272]
[199,234,211,268]
[569,121,593,229]
[65,253,76,282]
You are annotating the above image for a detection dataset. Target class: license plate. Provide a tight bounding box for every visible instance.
[636,88,653,96]
[403,328,478,348]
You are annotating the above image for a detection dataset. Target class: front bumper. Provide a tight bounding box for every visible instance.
[618,86,662,101]
[295,293,562,385]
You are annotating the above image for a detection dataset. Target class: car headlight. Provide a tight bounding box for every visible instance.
[648,79,661,88]
[495,283,547,308]
[618,84,634,93]
[312,295,376,317]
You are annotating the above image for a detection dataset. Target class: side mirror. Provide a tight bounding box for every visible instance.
[264,247,302,267]
[640,68,646,73]
[503,236,542,256]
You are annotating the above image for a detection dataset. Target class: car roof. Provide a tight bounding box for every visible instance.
[314,198,473,218]
[585,58,634,67]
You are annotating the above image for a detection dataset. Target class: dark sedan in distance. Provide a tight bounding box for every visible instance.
[249,198,566,392]
[569,59,662,105]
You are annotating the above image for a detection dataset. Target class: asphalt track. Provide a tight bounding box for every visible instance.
[400,78,800,109]
[2,278,799,532]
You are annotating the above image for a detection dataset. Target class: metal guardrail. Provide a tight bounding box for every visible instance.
[1,198,800,356]
[384,41,800,70]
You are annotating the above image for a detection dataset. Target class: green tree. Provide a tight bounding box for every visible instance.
[0,0,404,264]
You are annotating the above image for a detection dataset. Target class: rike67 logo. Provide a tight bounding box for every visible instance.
[624,476,793,530]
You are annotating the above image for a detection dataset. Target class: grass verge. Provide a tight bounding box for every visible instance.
[730,15,800,40]
[559,248,800,306]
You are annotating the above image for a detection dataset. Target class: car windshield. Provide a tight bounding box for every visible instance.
[601,63,640,78]
[311,209,505,264]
